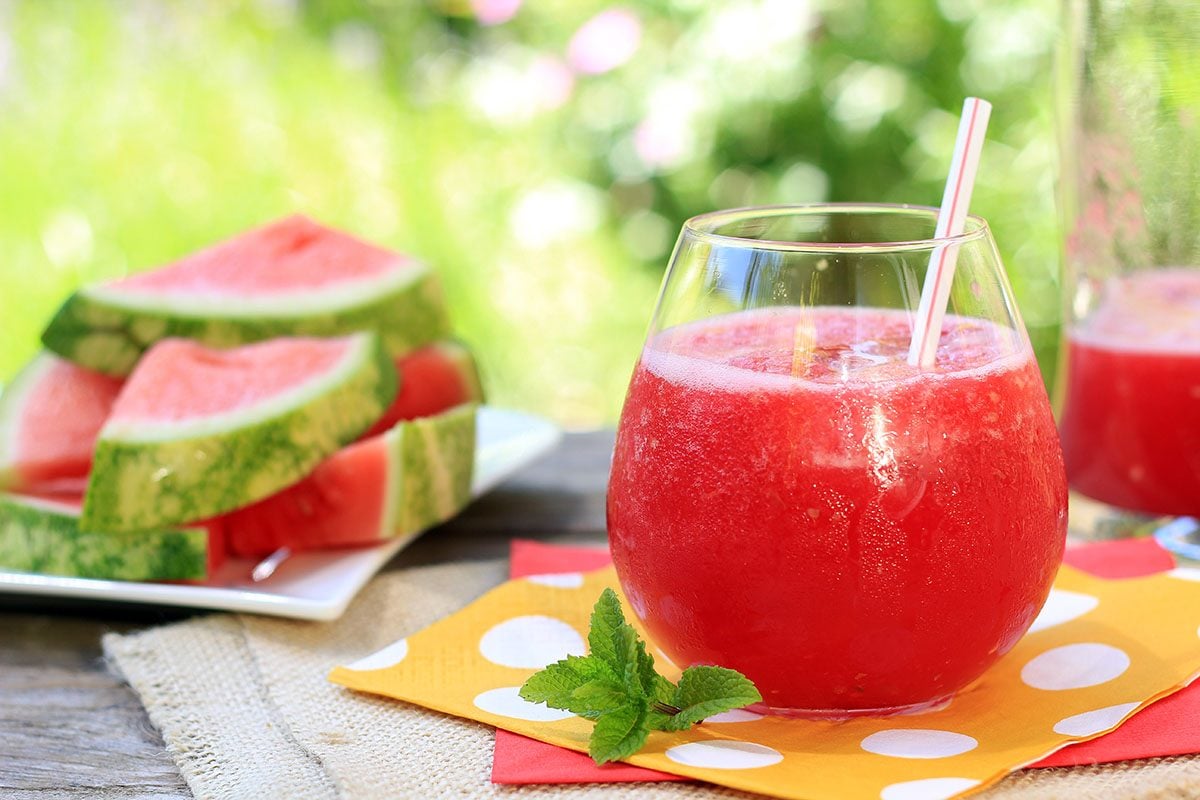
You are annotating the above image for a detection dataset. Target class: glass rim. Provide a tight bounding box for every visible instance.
[682,203,991,253]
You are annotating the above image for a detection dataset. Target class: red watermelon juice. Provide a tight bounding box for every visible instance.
[608,307,1067,715]
[1060,269,1200,516]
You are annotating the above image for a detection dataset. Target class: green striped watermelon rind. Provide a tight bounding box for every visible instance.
[82,332,398,534]
[0,353,59,489]
[0,493,209,581]
[42,263,451,376]
[384,402,478,542]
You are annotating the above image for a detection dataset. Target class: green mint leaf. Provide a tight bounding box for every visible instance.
[635,636,667,697]
[588,700,652,764]
[520,655,619,717]
[520,590,762,764]
[663,665,763,731]
[649,670,676,704]
[588,587,627,672]
[645,671,680,731]
[612,623,647,698]
[569,679,628,715]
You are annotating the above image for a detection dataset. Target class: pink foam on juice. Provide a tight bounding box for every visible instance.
[1060,269,1200,515]
[608,307,1067,713]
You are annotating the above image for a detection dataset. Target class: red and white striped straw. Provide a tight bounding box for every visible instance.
[907,97,992,369]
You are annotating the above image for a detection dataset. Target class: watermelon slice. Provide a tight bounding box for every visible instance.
[82,332,397,533]
[0,353,123,491]
[224,403,477,557]
[42,215,451,376]
[365,341,484,440]
[0,492,223,581]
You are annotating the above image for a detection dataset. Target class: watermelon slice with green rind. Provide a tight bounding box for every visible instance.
[0,353,123,491]
[82,332,397,533]
[41,215,451,376]
[225,403,477,557]
[0,492,217,581]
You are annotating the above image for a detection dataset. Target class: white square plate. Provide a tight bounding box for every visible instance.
[0,407,561,620]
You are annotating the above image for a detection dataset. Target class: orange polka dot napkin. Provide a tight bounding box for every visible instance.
[330,544,1200,800]
[492,539,1200,784]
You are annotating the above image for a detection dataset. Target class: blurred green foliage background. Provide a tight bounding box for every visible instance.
[0,0,1060,426]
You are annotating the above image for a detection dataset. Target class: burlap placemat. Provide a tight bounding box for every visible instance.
[103,559,1200,800]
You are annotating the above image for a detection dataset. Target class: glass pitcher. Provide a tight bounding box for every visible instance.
[1057,0,1200,532]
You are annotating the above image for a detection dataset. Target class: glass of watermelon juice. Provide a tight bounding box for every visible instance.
[607,205,1068,717]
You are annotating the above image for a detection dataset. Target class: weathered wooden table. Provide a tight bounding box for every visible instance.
[5,432,1198,799]
[0,431,615,799]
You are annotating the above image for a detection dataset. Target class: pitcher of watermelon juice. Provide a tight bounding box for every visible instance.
[1057,0,1200,522]
[607,205,1068,716]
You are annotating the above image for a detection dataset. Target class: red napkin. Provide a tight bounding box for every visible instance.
[494,540,686,785]
[1034,537,1200,767]
[493,537,1198,785]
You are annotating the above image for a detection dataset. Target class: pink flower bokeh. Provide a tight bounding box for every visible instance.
[471,0,521,27]
[567,8,642,75]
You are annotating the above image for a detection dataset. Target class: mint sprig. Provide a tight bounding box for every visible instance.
[519,587,762,764]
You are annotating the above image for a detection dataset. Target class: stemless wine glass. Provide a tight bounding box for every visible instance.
[607,205,1068,717]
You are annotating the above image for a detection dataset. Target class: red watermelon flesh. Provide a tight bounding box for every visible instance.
[82,332,396,535]
[224,433,392,556]
[107,337,350,425]
[224,342,480,557]
[41,215,451,378]
[109,215,410,298]
[0,354,124,491]
[364,341,484,440]
[224,402,477,558]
